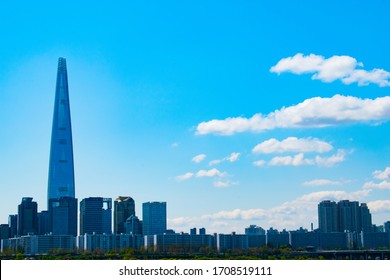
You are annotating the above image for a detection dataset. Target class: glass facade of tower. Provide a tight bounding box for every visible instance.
[142,202,167,236]
[114,196,135,234]
[47,57,75,205]
[80,197,112,235]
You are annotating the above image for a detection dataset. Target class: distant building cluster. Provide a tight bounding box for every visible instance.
[1,58,389,255]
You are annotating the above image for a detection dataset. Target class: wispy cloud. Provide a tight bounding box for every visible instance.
[270,53,390,87]
[175,172,194,181]
[191,154,206,163]
[213,180,239,188]
[209,152,241,166]
[303,179,343,187]
[196,95,390,135]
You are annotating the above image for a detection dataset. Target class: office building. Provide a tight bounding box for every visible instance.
[8,215,17,238]
[48,197,78,236]
[385,221,390,233]
[142,202,167,236]
[37,211,49,235]
[47,57,75,206]
[124,215,142,235]
[80,197,112,235]
[17,197,38,236]
[0,224,10,240]
[114,196,135,234]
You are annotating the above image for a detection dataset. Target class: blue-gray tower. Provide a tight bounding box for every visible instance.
[47,58,75,206]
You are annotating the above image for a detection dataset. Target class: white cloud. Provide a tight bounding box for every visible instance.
[226,152,241,162]
[303,179,342,187]
[269,153,313,166]
[213,180,239,188]
[265,150,346,167]
[363,181,390,190]
[270,53,390,87]
[175,172,194,181]
[196,95,390,135]
[372,167,390,181]
[191,154,206,163]
[315,149,346,167]
[209,152,241,165]
[363,166,390,190]
[171,142,179,148]
[176,168,227,184]
[209,159,222,166]
[196,168,225,178]
[253,137,333,154]
[253,160,266,167]
[342,69,390,87]
[367,200,390,213]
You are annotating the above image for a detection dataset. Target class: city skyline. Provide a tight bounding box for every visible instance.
[1,1,390,234]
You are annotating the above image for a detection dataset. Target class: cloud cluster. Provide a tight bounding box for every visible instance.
[251,137,346,167]
[196,95,390,135]
[270,53,390,87]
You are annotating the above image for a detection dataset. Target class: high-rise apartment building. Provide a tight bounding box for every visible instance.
[47,57,75,205]
[114,196,135,234]
[318,200,338,233]
[360,203,373,233]
[318,200,372,233]
[142,202,167,236]
[80,197,112,235]
[17,197,38,235]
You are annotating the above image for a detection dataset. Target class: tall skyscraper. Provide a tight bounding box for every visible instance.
[80,197,112,235]
[47,57,75,205]
[114,196,135,234]
[17,197,38,236]
[142,202,167,236]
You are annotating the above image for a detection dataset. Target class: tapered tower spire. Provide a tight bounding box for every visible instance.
[47,57,75,206]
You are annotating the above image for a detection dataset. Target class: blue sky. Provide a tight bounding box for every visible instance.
[1,0,389,233]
